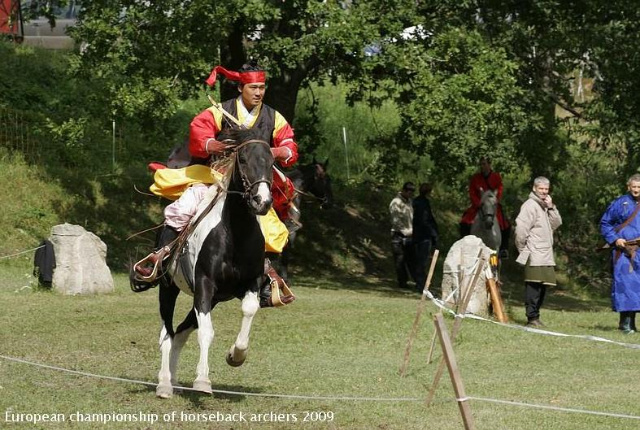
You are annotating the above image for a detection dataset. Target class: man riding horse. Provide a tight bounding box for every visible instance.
[131,61,298,307]
[460,157,511,257]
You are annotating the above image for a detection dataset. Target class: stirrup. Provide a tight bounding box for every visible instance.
[285,218,303,234]
[265,267,295,307]
[129,270,158,293]
[132,246,171,284]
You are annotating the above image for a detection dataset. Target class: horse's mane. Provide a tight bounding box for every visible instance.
[217,128,263,145]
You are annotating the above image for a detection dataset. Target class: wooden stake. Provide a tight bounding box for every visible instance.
[486,277,508,323]
[399,249,439,376]
[425,252,486,406]
[427,258,463,365]
[433,313,476,430]
[426,319,439,365]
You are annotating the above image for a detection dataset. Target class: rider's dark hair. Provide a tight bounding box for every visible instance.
[238,60,264,73]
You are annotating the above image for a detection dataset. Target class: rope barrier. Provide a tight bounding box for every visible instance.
[464,396,640,420]
[3,353,639,421]
[421,289,640,350]
[0,354,421,402]
[0,245,44,261]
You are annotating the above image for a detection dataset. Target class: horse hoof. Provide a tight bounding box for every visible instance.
[226,351,246,367]
[156,384,173,399]
[193,379,212,394]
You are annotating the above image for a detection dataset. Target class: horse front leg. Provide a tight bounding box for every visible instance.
[226,290,259,367]
[192,277,215,394]
[157,325,174,398]
[157,282,180,399]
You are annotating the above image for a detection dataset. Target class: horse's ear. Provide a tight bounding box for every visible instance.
[323,158,329,170]
[312,156,317,165]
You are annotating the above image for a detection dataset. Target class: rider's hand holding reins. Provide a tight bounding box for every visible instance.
[271,146,292,163]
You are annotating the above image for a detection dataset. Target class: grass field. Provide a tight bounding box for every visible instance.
[1,257,639,430]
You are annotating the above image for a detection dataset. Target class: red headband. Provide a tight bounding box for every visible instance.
[205,65,266,87]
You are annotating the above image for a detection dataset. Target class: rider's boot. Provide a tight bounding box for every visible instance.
[130,225,179,292]
[259,258,295,308]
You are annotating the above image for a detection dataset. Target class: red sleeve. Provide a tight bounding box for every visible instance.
[469,174,482,207]
[273,122,299,167]
[189,110,221,159]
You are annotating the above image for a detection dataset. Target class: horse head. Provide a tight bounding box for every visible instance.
[305,158,333,208]
[221,129,274,216]
[479,189,498,229]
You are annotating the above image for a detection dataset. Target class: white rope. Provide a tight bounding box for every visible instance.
[0,245,44,260]
[0,354,421,402]
[465,396,640,420]
[5,354,637,420]
[420,290,640,350]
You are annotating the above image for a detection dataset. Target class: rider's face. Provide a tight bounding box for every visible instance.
[480,159,491,175]
[239,83,266,110]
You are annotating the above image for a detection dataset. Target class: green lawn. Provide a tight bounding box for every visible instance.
[0,259,638,430]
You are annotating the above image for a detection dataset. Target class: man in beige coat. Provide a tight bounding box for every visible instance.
[515,176,563,327]
[389,182,416,289]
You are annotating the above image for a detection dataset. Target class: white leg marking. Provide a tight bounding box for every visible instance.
[193,310,214,393]
[169,327,194,386]
[157,325,174,398]
[228,291,259,366]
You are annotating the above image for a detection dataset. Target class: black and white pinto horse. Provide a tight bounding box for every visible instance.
[470,189,501,252]
[155,128,274,398]
[277,159,333,280]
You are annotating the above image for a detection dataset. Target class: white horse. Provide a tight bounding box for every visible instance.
[470,189,501,252]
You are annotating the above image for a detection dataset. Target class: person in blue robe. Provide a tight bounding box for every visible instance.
[600,173,640,334]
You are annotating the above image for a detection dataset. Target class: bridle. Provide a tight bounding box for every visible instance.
[226,139,273,200]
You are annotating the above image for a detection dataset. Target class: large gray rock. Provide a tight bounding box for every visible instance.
[441,235,493,316]
[50,223,114,295]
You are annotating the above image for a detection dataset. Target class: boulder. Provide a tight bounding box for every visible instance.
[441,235,493,316]
[50,223,114,294]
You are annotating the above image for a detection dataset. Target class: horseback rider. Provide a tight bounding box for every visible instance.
[459,157,511,258]
[132,61,298,307]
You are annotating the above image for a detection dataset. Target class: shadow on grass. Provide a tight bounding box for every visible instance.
[129,381,266,404]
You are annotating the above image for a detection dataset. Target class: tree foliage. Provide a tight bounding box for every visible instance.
[66,0,640,184]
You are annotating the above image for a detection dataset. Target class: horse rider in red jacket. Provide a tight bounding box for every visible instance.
[459,157,511,257]
[132,62,298,305]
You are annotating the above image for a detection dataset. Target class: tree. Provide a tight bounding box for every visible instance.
[70,1,408,126]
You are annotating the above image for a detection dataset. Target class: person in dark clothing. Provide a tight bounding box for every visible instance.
[413,183,439,292]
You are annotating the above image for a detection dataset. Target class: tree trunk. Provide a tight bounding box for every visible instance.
[263,71,303,123]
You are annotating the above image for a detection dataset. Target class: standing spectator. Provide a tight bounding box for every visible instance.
[600,173,640,334]
[389,182,416,289]
[413,183,439,292]
[515,176,562,327]
[460,157,511,258]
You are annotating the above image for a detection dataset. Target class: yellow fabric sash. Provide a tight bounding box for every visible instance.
[150,165,217,201]
[150,165,288,253]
